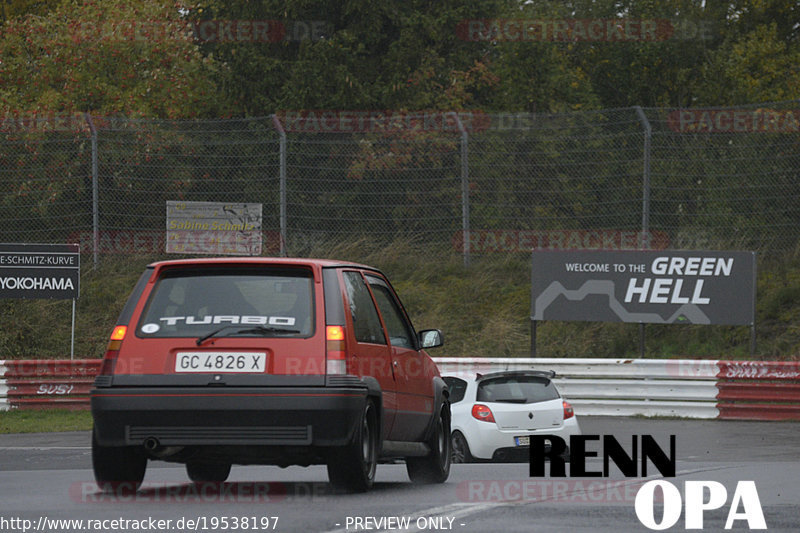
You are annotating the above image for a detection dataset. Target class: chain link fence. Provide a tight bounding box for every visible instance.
[1,102,798,265]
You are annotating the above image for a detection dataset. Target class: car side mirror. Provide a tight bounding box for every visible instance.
[418,329,444,349]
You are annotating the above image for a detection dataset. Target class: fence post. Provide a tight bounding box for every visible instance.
[453,113,470,267]
[272,115,288,257]
[84,113,99,269]
[634,106,651,241]
[634,106,652,358]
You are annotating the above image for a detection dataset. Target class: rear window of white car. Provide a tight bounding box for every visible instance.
[477,375,559,404]
[136,267,314,338]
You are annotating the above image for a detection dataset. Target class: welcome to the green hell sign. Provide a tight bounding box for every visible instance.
[532,250,756,326]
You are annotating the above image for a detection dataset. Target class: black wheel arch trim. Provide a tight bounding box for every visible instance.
[422,376,449,442]
[360,375,383,447]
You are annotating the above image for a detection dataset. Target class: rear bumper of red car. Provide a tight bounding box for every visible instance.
[91,384,368,448]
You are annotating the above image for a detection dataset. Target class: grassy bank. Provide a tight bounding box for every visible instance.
[0,241,799,361]
[0,409,92,433]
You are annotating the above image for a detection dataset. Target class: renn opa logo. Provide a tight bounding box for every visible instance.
[530,435,766,530]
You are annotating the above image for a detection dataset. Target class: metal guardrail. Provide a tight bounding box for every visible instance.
[434,357,800,421]
[2,358,799,420]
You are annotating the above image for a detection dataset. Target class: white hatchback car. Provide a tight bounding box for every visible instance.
[443,370,581,463]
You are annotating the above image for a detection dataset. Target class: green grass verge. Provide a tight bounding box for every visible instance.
[1,239,799,362]
[0,409,93,434]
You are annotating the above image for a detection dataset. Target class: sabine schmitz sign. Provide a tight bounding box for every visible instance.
[166,201,262,256]
[532,250,755,326]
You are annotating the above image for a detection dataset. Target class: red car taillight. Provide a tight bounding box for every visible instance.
[563,400,575,420]
[326,325,346,375]
[471,404,496,423]
[99,325,127,375]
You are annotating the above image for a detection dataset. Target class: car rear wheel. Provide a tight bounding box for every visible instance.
[92,429,147,494]
[407,402,451,483]
[450,431,472,463]
[327,399,378,492]
[186,462,232,483]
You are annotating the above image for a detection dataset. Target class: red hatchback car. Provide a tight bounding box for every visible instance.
[91,258,450,493]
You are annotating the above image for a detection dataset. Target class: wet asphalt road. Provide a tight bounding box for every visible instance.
[1,417,798,532]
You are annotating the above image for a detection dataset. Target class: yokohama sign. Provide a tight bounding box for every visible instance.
[0,243,80,300]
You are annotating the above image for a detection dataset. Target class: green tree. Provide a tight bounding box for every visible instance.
[695,22,800,104]
[0,0,234,249]
[0,0,230,118]
[190,0,506,115]
[1,0,55,24]
[546,0,725,108]
[550,0,799,108]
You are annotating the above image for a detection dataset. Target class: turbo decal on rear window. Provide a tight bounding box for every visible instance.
[141,315,297,333]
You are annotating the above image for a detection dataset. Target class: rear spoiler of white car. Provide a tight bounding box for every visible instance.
[475,370,556,381]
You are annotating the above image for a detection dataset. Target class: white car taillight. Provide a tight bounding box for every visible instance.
[563,400,575,420]
[471,403,496,423]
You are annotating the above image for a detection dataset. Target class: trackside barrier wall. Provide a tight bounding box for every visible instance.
[0,359,100,411]
[433,357,800,421]
[1,358,799,420]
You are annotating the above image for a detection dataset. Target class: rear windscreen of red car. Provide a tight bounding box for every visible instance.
[477,376,559,404]
[136,267,314,337]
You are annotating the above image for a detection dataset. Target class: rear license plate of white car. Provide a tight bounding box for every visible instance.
[175,352,267,373]
[515,436,530,446]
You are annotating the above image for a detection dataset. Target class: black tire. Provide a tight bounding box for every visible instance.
[92,429,147,494]
[327,399,378,492]
[406,402,451,483]
[186,462,232,483]
[450,431,472,464]
[561,445,571,463]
